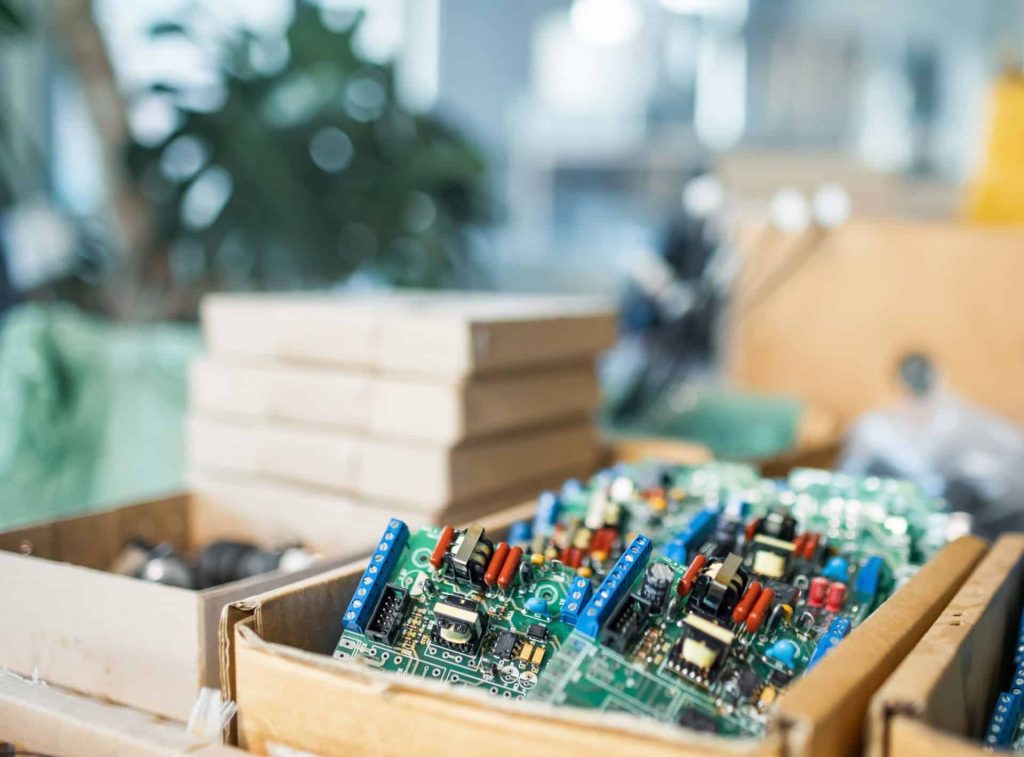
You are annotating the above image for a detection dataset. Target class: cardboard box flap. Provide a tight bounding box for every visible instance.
[868,534,1024,756]
[0,672,242,756]
[775,534,989,757]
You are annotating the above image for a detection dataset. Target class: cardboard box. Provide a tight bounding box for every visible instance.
[187,415,600,511]
[201,292,617,380]
[0,672,241,757]
[868,534,1024,757]
[190,358,601,445]
[0,492,405,722]
[727,219,1024,426]
[220,527,986,756]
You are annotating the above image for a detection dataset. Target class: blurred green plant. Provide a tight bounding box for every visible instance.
[125,3,491,314]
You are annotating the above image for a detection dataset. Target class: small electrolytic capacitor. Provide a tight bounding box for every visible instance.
[640,562,675,612]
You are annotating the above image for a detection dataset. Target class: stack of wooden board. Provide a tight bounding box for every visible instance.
[187,292,616,541]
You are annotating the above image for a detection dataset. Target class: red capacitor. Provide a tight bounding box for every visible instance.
[559,546,572,564]
[807,576,829,608]
[745,587,775,633]
[732,581,763,624]
[497,546,523,590]
[567,547,584,569]
[802,532,820,560]
[590,528,616,555]
[430,525,454,570]
[826,581,848,613]
[484,542,510,586]
[792,533,807,556]
[744,517,761,543]
[678,553,707,596]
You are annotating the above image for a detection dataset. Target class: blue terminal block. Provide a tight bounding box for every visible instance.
[576,534,653,639]
[985,692,1017,748]
[672,508,718,560]
[507,520,533,547]
[560,575,593,626]
[342,518,410,633]
[806,617,852,669]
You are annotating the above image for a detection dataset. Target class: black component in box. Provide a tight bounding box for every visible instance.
[366,584,410,645]
[599,594,652,654]
[492,631,519,659]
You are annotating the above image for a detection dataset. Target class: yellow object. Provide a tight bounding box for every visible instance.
[530,553,545,566]
[649,496,667,512]
[966,72,1024,223]
[576,566,593,578]
[518,643,534,662]
[531,647,545,665]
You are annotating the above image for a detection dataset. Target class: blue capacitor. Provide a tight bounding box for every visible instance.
[576,534,653,639]
[507,521,533,546]
[532,491,561,536]
[525,596,550,617]
[807,617,852,669]
[854,556,884,597]
[823,556,849,582]
[765,639,800,669]
[985,692,1017,748]
[560,575,593,626]
[342,518,409,633]
[561,478,583,498]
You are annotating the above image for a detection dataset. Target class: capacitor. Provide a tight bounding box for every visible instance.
[525,596,549,616]
[823,556,849,582]
[765,639,800,669]
[566,547,584,569]
[483,542,510,587]
[497,547,523,590]
[797,611,816,631]
[640,562,675,611]
[802,532,820,561]
[826,581,848,613]
[430,526,454,570]
[792,533,808,556]
[743,517,761,543]
[746,587,775,633]
[507,521,532,547]
[767,603,792,632]
[807,577,829,608]
[732,581,763,624]
[678,553,708,596]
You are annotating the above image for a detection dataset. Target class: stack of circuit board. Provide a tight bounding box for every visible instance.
[984,605,1024,750]
[334,462,968,737]
[186,292,614,554]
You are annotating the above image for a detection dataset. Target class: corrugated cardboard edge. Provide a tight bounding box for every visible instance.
[867,534,1024,757]
[774,534,989,757]
[0,673,242,756]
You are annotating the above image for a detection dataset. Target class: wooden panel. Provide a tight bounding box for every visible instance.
[728,219,1024,425]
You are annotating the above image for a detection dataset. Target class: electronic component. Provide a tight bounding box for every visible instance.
[525,596,550,617]
[678,707,718,733]
[749,534,793,579]
[446,525,494,587]
[823,556,849,582]
[576,534,652,639]
[343,519,409,633]
[669,613,735,680]
[825,582,847,613]
[690,553,748,622]
[365,584,409,645]
[664,507,718,563]
[492,631,519,659]
[560,574,592,626]
[640,562,675,613]
[527,624,549,642]
[599,594,652,653]
[854,555,884,599]
[430,594,489,654]
[807,617,852,669]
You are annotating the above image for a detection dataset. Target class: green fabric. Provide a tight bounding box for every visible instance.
[606,386,804,461]
[0,304,199,529]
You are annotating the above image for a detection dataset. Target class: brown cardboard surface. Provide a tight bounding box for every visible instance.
[727,218,1024,426]
[190,357,601,444]
[0,493,364,721]
[0,673,241,757]
[221,521,984,756]
[200,291,616,379]
[187,414,600,510]
[868,534,1024,757]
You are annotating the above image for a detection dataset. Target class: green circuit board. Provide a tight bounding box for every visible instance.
[334,464,968,737]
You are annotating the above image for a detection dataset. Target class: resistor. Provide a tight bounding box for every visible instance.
[826,582,847,613]
[732,581,763,624]
[746,587,775,633]
[430,526,454,570]
[678,553,707,596]
[744,517,761,543]
[483,542,510,587]
[566,547,584,569]
[497,547,523,590]
[807,577,829,608]
[792,533,808,556]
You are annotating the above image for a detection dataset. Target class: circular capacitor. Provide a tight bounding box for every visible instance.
[641,562,675,611]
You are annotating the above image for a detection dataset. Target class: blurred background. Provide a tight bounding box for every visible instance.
[3,0,1024,534]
